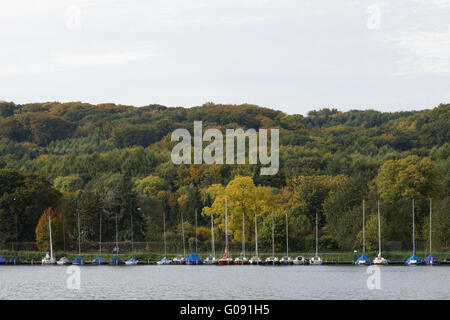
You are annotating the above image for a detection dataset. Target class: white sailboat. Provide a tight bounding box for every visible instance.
[373,200,388,265]
[309,213,323,265]
[218,198,233,265]
[126,207,138,265]
[157,210,171,265]
[42,214,56,265]
[265,212,279,265]
[204,214,217,264]
[249,212,261,265]
[406,199,421,265]
[280,212,292,265]
[235,212,248,264]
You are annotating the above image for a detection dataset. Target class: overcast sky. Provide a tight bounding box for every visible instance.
[1,0,449,115]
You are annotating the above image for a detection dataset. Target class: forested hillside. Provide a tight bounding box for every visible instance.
[0,101,449,253]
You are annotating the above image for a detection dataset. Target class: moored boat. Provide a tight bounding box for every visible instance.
[9,257,22,265]
[172,255,186,265]
[293,256,306,265]
[373,200,388,265]
[424,199,439,265]
[280,256,293,265]
[218,198,233,265]
[72,256,85,265]
[356,200,371,265]
[186,253,203,265]
[125,257,138,265]
[92,257,107,265]
[157,257,172,265]
[249,256,261,265]
[407,199,421,265]
[310,213,322,265]
[203,255,217,265]
[42,214,56,265]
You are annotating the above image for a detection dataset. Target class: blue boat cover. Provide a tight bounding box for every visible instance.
[9,257,21,264]
[73,256,85,264]
[109,256,123,264]
[406,254,421,263]
[127,257,137,263]
[92,257,106,264]
[424,254,439,264]
[186,253,202,263]
[159,257,169,263]
[355,253,371,263]
[0,256,6,264]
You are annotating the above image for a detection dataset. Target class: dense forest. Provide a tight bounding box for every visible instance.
[0,101,449,254]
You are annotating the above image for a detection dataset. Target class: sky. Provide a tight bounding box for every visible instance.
[0,0,449,115]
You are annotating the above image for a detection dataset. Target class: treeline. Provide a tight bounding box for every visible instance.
[0,101,449,252]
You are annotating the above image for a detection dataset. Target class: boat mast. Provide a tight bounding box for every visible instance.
[77,207,81,256]
[378,200,381,257]
[254,213,258,258]
[130,208,134,252]
[163,211,167,258]
[225,198,228,257]
[115,211,118,256]
[362,200,365,255]
[429,198,432,255]
[271,212,275,258]
[211,214,215,257]
[99,209,102,253]
[181,211,186,257]
[48,214,53,260]
[242,212,245,257]
[195,208,198,253]
[412,198,415,255]
[286,212,289,257]
[315,212,318,257]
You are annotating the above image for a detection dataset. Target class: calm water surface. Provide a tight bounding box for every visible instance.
[0,265,448,300]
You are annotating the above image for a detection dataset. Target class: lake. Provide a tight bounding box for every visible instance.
[0,265,448,300]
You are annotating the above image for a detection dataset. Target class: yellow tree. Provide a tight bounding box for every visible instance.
[202,176,276,242]
[376,156,442,201]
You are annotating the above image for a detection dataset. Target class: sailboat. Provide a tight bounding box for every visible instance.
[309,213,323,265]
[92,208,106,265]
[373,200,388,265]
[126,207,138,265]
[424,199,439,265]
[249,213,261,265]
[42,214,56,265]
[204,214,217,264]
[158,210,172,265]
[280,212,293,265]
[72,208,85,265]
[235,212,248,264]
[186,209,202,265]
[356,200,371,265]
[265,212,279,265]
[218,198,233,265]
[110,211,124,265]
[406,199,421,265]
[172,210,186,265]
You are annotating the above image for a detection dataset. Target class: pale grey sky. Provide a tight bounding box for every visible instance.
[1,0,449,114]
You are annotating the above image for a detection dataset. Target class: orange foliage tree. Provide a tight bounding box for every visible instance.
[35,207,68,251]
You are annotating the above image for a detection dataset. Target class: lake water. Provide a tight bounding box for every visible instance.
[0,265,448,300]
